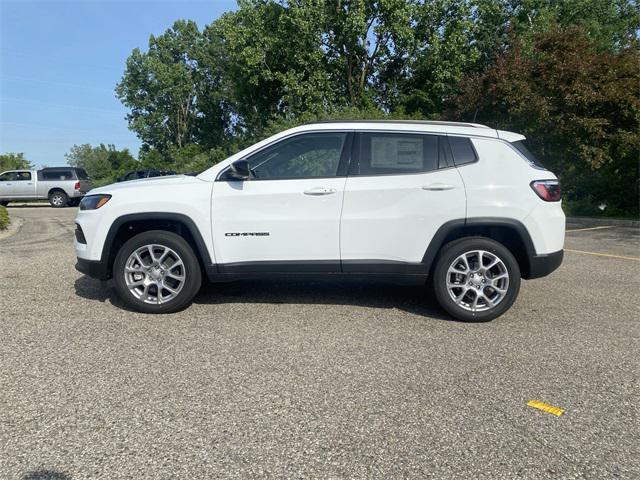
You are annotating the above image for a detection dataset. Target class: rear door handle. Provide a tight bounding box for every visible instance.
[304,187,337,196]
[422,183,455,191]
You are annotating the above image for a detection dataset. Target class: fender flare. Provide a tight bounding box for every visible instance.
[100,212,213,274]
[421,217,536,274]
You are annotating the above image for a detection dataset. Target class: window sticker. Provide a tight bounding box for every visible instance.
[371,137,423,169]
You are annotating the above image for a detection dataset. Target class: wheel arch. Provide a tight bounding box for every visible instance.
[48,187,67,197]
[101,213,213,279]
[422,218,537,279]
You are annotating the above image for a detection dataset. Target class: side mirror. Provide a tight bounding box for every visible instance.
[228,159,251,181]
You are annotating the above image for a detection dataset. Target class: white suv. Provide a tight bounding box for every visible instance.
[74,120,564,321]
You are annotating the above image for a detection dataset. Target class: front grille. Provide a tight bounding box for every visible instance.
[75,224,87,244]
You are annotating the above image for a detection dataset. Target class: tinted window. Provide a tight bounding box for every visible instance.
[42,170,73,180]
[247,132,347,180]
[356,133,439,175]
[449,136,477,166]
[512,140,545,169]
[0,172,15,181]
[76,169,89,180]
[17,171,31,180]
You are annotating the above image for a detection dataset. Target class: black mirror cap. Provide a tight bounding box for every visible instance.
[230,159,251,180]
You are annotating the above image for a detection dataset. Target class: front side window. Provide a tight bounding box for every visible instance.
[0,172,14,181]
[247,132,347,180]
[355,133,440,175]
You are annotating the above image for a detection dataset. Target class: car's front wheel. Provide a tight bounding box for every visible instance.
[113,230,202,313]
[432,237,521,322]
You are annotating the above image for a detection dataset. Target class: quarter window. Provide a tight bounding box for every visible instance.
[355,133,440,175]
[247,132,347,180]
[449,136,477,166]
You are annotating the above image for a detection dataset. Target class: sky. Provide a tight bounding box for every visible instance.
[0,0,237,167]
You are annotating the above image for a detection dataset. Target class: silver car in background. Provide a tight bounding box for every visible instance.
[0,167,92,207]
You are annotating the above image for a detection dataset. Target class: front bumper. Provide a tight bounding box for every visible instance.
[525,250,563,279]
[75,257,110,280]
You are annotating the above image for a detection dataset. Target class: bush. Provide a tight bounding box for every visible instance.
[0,205,9,231]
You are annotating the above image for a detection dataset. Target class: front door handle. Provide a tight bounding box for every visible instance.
[304,187,337,196]
[422,183,455,191]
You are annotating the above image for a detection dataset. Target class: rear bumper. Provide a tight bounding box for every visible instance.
[525,250,563,279]
[75,257,110,280]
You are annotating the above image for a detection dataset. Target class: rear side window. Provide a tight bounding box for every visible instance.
[42,170,74,180]
[512,140,546,169]
[448,136,477,166]
[355,133,441,176]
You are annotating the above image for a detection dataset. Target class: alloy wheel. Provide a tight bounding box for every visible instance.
[445,250,510,312]
[124,244,186,304]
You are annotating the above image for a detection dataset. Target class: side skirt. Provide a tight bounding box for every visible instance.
[206,261,428,285]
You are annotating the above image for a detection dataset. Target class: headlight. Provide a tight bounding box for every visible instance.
[79,194,111,210]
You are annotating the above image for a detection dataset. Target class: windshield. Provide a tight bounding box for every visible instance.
[512,140,546,169]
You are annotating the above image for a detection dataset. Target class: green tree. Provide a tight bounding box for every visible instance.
[0,153,33,171]
[449,28,640,216]
[66,144,138,186]
[202,0,416,130]
[116,20,227,154]
[396,0,479,116]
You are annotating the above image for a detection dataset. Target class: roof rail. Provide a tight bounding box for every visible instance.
[303,119,491,129]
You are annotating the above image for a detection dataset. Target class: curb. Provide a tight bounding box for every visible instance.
[0,215,24,241]
[566,216,640,228]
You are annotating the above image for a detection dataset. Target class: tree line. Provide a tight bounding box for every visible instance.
[3,1,639,216]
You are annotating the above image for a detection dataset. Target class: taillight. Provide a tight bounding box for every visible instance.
[530,180,561,202]
[74,181,80,190]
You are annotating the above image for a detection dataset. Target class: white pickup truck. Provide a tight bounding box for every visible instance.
[0,167,92,207]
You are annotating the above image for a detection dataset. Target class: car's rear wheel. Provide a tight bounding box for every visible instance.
[432,237,521,322]
[49,190,68,208]
[113,230,202,314]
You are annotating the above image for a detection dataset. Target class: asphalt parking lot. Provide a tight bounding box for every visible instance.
[1,206,638,479]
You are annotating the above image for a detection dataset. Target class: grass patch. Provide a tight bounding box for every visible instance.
[0,205,9,230]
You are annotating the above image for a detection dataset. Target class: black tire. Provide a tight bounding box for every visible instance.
[0,201,8,207]
[113,230,202,314]
[67,198,81,207]
[48,190,68,208]
[432,237,521,322]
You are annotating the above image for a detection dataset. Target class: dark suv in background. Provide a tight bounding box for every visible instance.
[117,169,176,182]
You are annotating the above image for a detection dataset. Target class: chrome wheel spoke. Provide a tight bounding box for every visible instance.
[446,249,510,313]
[158,249,170,264]
[124,244,186,305]
[479,290,495,307]
[455,287,470,301]
[125,265,145,273]
[168,259,184,271]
